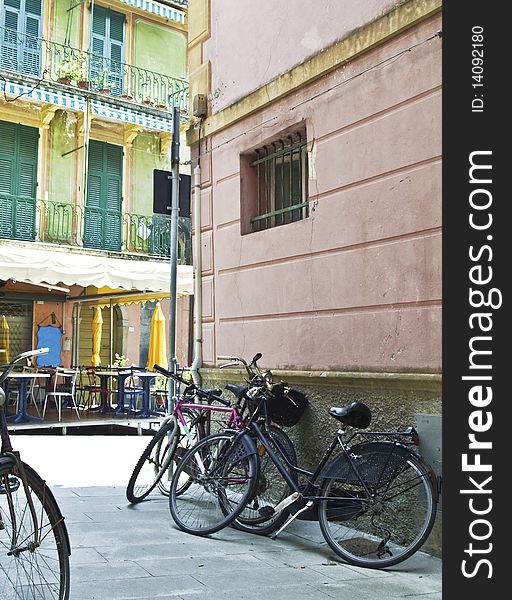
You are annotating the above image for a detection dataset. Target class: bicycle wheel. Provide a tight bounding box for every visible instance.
[169,432,258,536]
[126,409,204,504]
[158,408,205,497]
[0,461,70,599]
[318,443,437,569]
[233,425,298,535]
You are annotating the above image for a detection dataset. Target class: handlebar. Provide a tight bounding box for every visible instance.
[152,363,231,407]
[153,363,190,385]
[217,352,267,384]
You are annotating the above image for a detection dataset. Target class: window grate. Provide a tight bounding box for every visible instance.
[250,132,308,231]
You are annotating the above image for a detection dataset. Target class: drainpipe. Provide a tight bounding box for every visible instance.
[189,163,202,385]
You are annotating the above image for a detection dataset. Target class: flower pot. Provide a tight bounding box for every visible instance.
[120,94,134,100]
[98,88,111,94]
[57,76,71,84]
[78,80,89,90]
[156,104,167,110]
[142,99,153,106]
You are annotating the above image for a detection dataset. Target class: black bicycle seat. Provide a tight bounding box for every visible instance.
[225,383,248,399]
[329,402,372,429]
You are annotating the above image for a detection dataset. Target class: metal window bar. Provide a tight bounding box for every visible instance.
[250,134,308,231]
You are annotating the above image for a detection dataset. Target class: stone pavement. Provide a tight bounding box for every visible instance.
[15,436,442,600]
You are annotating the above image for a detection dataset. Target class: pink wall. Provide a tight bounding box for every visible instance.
[205,0,401,112]
[197,14,442,372]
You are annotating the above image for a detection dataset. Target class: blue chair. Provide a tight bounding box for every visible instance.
[124,367,146,416]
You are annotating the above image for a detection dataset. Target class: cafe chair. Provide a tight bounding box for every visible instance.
[124,367,146,416]
[43,366,81,421]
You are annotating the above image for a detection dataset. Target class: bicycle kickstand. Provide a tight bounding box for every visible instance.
[270,499,314,540]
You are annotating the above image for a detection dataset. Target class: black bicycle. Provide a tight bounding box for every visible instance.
[0,349,71,599]
[169,362,438,569]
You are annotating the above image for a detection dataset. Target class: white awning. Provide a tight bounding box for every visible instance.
[0,242,193,294]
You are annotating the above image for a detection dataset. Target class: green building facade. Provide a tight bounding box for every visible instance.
[0,0,192,370]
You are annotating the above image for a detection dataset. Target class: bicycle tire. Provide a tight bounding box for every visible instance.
[0,461,71,599]
[318,442,437,569]
[126,409,204,504]
[169,431,258,536]
[158,408,206,497]
[232,425,298,535]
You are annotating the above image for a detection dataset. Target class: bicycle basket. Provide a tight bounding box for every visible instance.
[267,384,309,427]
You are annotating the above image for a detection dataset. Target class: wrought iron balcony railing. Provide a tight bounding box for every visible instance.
[0,26,189,112]
[0,195,191,264]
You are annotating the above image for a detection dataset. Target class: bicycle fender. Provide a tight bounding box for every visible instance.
[232,432,258,457]
[0,455,17,470]
[349,441,439,501]
[320,441,436,496]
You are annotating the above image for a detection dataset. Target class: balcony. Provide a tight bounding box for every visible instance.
[0,195,191,264]
[0,26,188,113]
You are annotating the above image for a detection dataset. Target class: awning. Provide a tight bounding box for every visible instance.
[0,242,193,295]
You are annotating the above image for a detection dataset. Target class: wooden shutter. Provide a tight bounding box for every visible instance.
[84,140,105,248]
[84,141,122,251]
[14,124,38,239]
[1,0,20,71]
[21,0,42,76]
[0,120,37,241]
[0,0,42,75]
[0,121,16,238]
[104,144,122,250]
[89,6,124,94]
[108,10,125,95]
[90,5,107,87]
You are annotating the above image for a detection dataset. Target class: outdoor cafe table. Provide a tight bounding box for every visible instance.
[4,372,50,424]
[93,370,131,414]
[134,371,160,418]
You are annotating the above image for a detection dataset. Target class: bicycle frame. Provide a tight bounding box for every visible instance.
[246,421,419,504]
[174,398,244,443]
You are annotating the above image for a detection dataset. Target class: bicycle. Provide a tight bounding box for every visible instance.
[126,356,295,510]
[170,377,439,569]
[0,349,71,599]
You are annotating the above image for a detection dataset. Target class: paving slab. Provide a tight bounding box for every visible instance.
[12,435,442,599]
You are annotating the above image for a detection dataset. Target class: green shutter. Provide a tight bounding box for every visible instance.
[89,6,124,94]
[0,120,37,240]
[1,4,20,71]
[90,5,107,87]
[0,0,42,75]
[84,141,122,251]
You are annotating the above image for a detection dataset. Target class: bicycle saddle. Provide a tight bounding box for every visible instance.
[225,383,248,399]
[329,401,372,429]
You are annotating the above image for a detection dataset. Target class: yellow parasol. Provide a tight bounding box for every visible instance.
[91,306,103,366]
[0,315,10,363]
[146,302,167,370]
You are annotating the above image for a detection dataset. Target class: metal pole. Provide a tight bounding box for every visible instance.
[168,105,180,410]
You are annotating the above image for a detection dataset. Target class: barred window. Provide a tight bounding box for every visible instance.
[245,131,309,233]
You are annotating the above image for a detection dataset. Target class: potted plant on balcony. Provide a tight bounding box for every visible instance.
[94,67,115,94]
[56,61,81,85]
[142,97,154,106]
